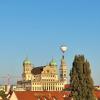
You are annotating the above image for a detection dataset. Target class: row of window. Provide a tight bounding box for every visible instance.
[41,74,56,77]
[32,79,56,82]
[32,86,63,91]
[32,83,64,85]
[41,79,55,81]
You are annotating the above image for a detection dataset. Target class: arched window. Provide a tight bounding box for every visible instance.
[64,74,66,76]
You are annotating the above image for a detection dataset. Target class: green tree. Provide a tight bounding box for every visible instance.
[70,55,96,100]
[0,90,7,100]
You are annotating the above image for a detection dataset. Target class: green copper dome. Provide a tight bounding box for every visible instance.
[49,59,57,66]
[23,58,31,65]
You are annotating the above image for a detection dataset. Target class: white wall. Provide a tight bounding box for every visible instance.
[10,92,18,100]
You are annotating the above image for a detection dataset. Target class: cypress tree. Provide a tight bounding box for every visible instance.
[70,55,96,100]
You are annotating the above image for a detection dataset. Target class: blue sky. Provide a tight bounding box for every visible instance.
[0,0,100,85]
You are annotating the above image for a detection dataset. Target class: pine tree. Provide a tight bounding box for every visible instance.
[70,55,96,100]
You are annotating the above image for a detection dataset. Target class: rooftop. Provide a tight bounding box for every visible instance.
[11,91,70,100]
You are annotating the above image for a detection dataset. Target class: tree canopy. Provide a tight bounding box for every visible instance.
[0,90,7,100]
[70,55,96,100]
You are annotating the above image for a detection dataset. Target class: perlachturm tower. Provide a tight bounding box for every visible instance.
[60,45,68,83]
[60,56,67,81]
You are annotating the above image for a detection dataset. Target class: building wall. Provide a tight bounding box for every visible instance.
[0,96,3,100]
[95,86,100,90]
[31,81,65,91]
[0,85,6,91]
[20,58,67,91]
[10,92,18,100]
[41,65,58,81]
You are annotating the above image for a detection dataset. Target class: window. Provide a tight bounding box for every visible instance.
[64,74,66,76]
[60,74,62,77]
[64,71,66,73]
[47,70,49,73]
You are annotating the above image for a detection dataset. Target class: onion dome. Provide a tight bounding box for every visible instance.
[49,59,57,66]
[23,58,31,65]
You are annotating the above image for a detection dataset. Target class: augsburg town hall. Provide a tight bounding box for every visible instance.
[17,46,68,91]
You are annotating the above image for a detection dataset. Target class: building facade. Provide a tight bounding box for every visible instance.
[17,55,68,91]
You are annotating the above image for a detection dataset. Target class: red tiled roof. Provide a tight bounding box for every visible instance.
[64,84,71,88]
[14,91,70,100]
[11,90,100,100]
[95,91,100,98]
